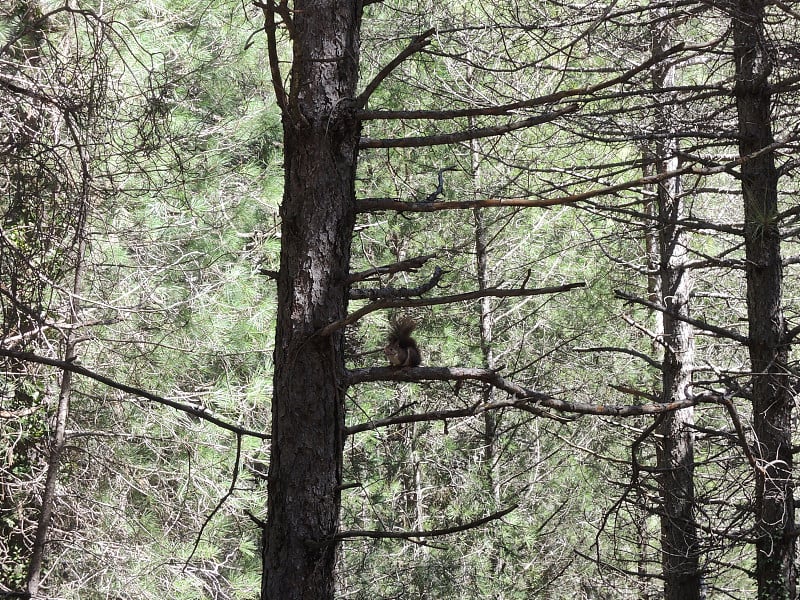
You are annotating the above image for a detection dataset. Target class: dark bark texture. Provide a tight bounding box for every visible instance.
[733,0,795,597]
[262,2,362,599]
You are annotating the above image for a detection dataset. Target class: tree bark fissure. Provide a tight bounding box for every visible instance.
[732,0,795,597]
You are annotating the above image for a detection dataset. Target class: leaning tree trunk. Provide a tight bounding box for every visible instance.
[732,0,795,597]
[261,1,362,599]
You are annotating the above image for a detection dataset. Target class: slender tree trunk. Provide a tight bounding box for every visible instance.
[649,8,701,599]
[732,1,795,597]
[261,2,361,598]
[656,168,700,600]
[25,277,83,597]
[26,121,92,599]
[470,133,499,503]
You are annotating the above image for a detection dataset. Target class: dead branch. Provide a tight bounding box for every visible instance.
[348,254,436,284]
[0,349,269,440]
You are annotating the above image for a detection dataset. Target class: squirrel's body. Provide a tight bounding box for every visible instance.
[384,316,422,367]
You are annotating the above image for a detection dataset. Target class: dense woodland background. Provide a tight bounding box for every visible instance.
[2,0,800,598]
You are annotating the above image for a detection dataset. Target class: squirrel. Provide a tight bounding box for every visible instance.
[384,316,422,367]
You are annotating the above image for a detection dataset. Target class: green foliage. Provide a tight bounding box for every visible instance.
[2,0,798,597]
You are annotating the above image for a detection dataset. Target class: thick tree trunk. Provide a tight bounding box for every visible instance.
[261,2,361,598]
[649,11,701,599]
[732,1,795,597]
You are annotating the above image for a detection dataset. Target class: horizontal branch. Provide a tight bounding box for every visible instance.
[348,254,436,284]
[357,130,800,214]
[333,504,517,541]
[0,349,269,440]
[347,365,699,417]
[359,41,694,121]
[319,282,585,336]
[357,162,700,213]
[359,104,578,148]
[346,395,566,435]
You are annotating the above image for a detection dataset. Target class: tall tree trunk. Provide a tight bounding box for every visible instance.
[261,1,361,598]
[470,131,499,503]
[732,1,795,597]
[655,152,700,600]
[649,9,701,599]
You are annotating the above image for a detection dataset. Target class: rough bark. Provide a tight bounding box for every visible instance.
[732,0,795,597]
[656,172,700,600]
[261,1,362,598]
[650,9,702,599]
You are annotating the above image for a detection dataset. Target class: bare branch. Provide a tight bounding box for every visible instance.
[359,104,579,149]
[0,349,269,440]
[348,366,699,417]
[320,282,585,336]
[355,28,436,109]
[333,505,517,541]
[357,132,800,213]
[255,0,288,112]
[348,254,436,284]
[359,41,695,121]
[574,345,662,371]
[346,395,569,435]
[350,266,444,300]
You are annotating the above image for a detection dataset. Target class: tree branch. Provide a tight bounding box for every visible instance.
[256,0,288,112]
[346,395,569,435]
[333,504,517,541]
[359,104,579,148]
[348,366,699,417]
[359,41,694,121]
[355,28,436,109]
[614,289,749,344]
[350,266,444,300]
[320,282,585,336]
[573,345,662,371]
[348,254,436,284]
[0,349,269,440]
[357,132,799,213]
